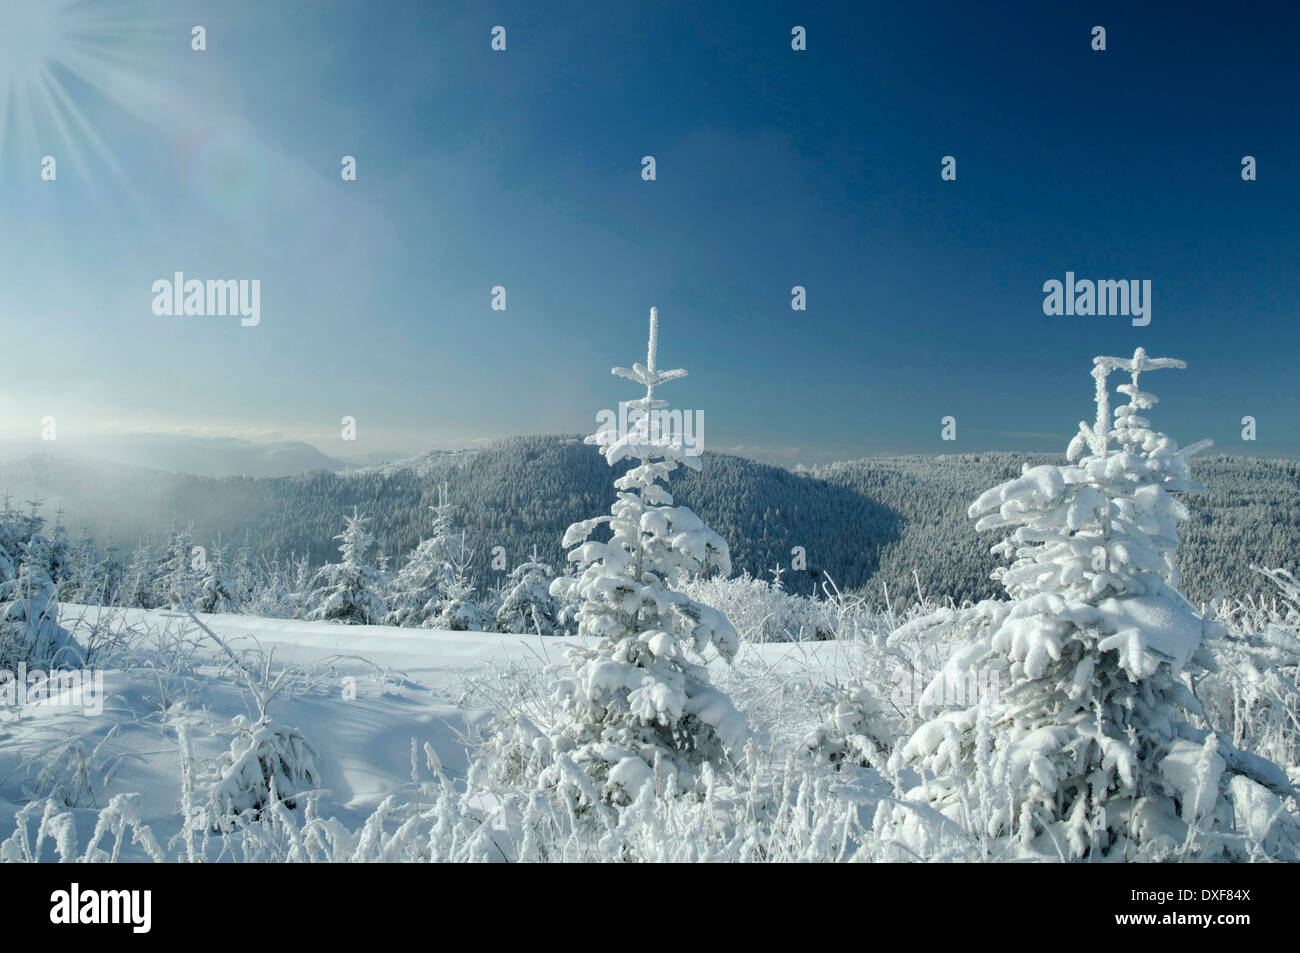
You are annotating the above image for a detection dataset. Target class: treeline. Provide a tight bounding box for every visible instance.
[1,439,1294,608]
[0,494,572,639]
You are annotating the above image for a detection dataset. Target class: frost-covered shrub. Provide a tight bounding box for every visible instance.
[1201,568,1300,775]
[550,565,583,635]
[20,729,125,808]
[3,752,876,863]
[281,554,314,620]
[802,685,893,771]
[1,794,165,863]
[236,556,294,619]
[172,612,325,832]
[121,536,163,609]
[204,714,321,830]
[683,571,838,642]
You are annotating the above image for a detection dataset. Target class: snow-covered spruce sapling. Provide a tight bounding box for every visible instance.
[55,525,95,603]
[496,549,559,635]
[305,507,387,625]
[880,348,1298,860]
[157,523,201,609]
[195,543,240,614]
[385,484,466,628]
[538,307,750,805]
[432,532,486,631]
[180,608,322,830]
[230,539,259,607]
[0,531,82,669]
[122,535,161,609]
[285,552,313,619]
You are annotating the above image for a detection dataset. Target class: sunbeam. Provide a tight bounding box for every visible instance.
[0,0,174,207]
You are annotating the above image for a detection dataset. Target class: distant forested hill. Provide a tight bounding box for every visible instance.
[807,453,1300,606]
[1,438,1294,606]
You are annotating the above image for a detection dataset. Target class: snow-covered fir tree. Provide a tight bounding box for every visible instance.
[0,532,81,669]
[58,526,104,604]
[124,535,162,609]
[231,538,258,607]
[158,524,201,609]
[0,540,12,597]
[482,572,508,632]
[46,515,73,598]
[385,485,464,627]
[432,533,485,631]
[538,307,750,803]
[285,553,313,620]
[548,561,583,636]
[195,543,241,614]
[496,549,559,635]
[0,496,26,594]
[878,349,1299,860]
[305,507,387,625]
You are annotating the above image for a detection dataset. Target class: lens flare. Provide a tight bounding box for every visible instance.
[190,130,273,217]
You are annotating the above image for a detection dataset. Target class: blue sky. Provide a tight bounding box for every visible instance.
[1,0,1297,464]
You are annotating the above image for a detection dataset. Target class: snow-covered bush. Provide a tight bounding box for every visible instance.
[682,569,838,641]
[177,612,325,831]
[57,527,105,604]
[878,349,1300,861]
[204,714,321,830]
[281,553,313,619]
[22,729,125,808]
[802,684,893,771]
[236,555,290,618]
[797,588,970,771]
[0,497,23,592]
[2,794,165,863]
[1201,567,1300,776]
[550,564,583,635]
[2,750,871,863]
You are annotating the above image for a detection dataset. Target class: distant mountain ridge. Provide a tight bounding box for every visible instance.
[0,434,356,478]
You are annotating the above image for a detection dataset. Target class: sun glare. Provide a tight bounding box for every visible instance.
[0,1,67,88]
[0,0,168,201]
